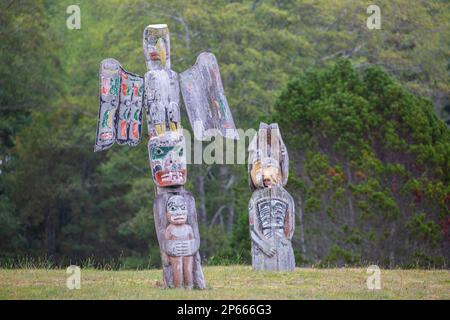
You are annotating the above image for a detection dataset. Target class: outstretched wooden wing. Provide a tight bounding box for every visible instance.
[94,58,144,152]
[180,52,238,141]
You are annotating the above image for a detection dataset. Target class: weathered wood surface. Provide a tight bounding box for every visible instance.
[154,187,206,289]
[94,58,144,151]
[180,52,238,141]
[248,123,295,271]
[144,69,181,138]
[147,132,187,187]
[95,23,238,289]
[144,26,186,188]
[248,123,289,190]
[145,24,204,289]
[143,24,171,70]
[249,185,295,271]
[117,69,144,146]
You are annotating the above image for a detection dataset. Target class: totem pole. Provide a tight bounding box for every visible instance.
[248,123,295,271]
[94,24,238,289]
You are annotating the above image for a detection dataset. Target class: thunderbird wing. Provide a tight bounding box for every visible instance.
[180,52,238,141]
[94,58,144,152]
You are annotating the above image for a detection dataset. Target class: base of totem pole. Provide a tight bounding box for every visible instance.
[249,184,296,272]
[251,242,295,272]
[160,251,206,289]
[153,186,206,290]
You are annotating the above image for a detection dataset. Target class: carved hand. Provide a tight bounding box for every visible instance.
[250,229,277,257]
[262,245,277,257]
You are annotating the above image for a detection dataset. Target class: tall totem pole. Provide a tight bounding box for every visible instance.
[94,24,237,289]
[248,123,295,271]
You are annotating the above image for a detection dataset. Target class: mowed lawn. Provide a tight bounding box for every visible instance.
[0,266,449,299]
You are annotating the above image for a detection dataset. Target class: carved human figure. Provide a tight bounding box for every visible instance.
[248,123,296,271]
[164,195,195,289]
[154,188,205,289]
[249,184,295,271]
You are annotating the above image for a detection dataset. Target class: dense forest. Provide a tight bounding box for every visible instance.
[0,0,449,268]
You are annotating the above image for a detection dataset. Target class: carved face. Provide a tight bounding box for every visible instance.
[262,164,280,188]
[251,157,281,188]
[143,24,170,70]
[166,195,187,225]
[148,133,187,187]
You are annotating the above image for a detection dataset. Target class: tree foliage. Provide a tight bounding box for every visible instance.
[274,60,449,267]
[0,0,449,268]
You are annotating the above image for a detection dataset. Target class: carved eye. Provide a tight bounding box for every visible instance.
[170,206,176,211]
[146,36,157,46]
[181,206,186,210]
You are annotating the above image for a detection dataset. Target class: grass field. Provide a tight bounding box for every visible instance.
[0,266,449,299]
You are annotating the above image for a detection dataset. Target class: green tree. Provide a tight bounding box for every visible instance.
[273,59,449,267]
[1,0,449,267]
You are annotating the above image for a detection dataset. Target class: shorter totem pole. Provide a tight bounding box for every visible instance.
[248,123,295,271]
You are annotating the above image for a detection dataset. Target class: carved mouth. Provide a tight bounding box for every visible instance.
[150,52,160,60]
[155,170,186,187]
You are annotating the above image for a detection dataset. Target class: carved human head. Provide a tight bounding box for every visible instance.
[166,195,188,225]
[249,122,287,189]
[143,24,171,70]
[261,157,281,187]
